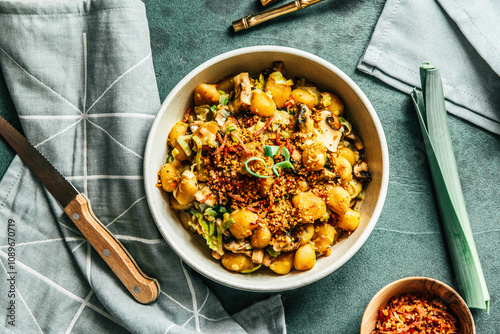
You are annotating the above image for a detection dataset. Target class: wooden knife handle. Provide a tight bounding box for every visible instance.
[64,193,160,304]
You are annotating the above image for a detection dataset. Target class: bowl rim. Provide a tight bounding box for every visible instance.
[144,45,390,292]
[360,276,475,333]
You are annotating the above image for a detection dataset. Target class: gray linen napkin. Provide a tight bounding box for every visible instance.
[0,0,285,333]
[358,0,500,135]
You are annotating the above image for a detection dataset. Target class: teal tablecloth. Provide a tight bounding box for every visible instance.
[1,0,499,333]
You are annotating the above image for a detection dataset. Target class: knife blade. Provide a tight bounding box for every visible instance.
[0,115,160,304]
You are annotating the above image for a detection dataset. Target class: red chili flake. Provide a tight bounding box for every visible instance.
[199,192,213,204]
[228,193,245,201]
[214,134,228,155]
[285,138,293,156]
[182,107,192,123]
[254,115,276,136]
[228,115,241,127]
[277,142,285,157]
[372,293,457,334]
[284,96,295,111]
[246,207,260,213]
[230,132,250,154]
[276,131,281,145]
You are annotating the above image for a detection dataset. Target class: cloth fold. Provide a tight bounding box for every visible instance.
[0,0,285,333]
[358,0,500,135]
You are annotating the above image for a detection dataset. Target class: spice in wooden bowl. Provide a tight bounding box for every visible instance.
[360,277,474,334]
[372,293,457,333]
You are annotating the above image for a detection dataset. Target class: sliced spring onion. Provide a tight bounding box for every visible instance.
[214,227,224,255]
[244,157,271,178]
[192,135,202,171]
[266,247,280,258]
[176,135,193,156]
[253,74,266,90]
[204,207,217,219]
[220,216,235,231]
[225,124,237,135]
[339,117,352,135]
[264,145,290,161]
[272,161,295,177]
[320,92,332,107]
[219,93,229,105]
[209,204,226,219]
[191,209,209,235]
[264,145,279,157]
[241,264,262,274]
[171,147,180,160]
[411,62,489,311]
[208,220,215,237]
[269,71,294,86]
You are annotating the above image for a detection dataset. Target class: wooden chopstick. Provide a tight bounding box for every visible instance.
[233,0,324,32]
[260,0,280,7]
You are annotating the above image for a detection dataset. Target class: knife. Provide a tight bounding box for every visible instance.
[0,115,160,304]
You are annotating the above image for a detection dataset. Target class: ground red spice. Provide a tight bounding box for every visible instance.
[372,293,457,334]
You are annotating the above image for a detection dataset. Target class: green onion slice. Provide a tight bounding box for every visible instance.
[225,124,237,135]
[221,216,235,231]
[411,62,489,311]
[266,247,280,258]
[192,136,203,171]
[339,117,352,135]
[272,161,295,177]
[244,157,271,178]
[176,135,193,156]
[264,145,290,161]
[269,71,294,86]
[219,93,229,105]
[241,264,262,274]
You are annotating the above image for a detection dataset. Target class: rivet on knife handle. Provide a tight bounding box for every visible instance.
[64,193,160,304]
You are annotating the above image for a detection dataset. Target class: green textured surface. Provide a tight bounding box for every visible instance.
[0,0,498,332]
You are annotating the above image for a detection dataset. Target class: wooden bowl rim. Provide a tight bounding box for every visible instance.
[360,276,475,334]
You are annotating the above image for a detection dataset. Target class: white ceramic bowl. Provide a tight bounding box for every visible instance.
[144,46,389,292]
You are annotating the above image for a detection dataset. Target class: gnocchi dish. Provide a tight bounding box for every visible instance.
[157,62,371,275]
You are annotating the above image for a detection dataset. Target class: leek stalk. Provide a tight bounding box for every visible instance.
[411,62,489,311]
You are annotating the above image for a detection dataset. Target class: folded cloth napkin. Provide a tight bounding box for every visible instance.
[0,0,285,333]
[358,0,500,135]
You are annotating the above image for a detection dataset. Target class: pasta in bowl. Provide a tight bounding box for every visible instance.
[144,46,388,291]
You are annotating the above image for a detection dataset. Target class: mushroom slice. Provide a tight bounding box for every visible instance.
[353,161,372,182]
[270,233,300,253]
[223,238,252,256]
[297,103,314,135]
[252,248,265,264]
[318,110,342,152]
[262,253,273,267]
[345,132,365,150]
[320,168,339,182]
[232,72,252,112]
[212,250,223,260]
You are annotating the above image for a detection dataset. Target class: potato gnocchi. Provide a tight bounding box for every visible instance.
[157,61,371,274]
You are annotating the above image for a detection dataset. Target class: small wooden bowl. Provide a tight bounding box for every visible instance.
[360,277,475,334]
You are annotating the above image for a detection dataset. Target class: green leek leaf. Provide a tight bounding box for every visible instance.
[411,63,489,311]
